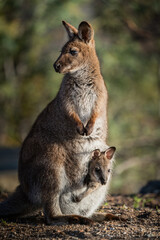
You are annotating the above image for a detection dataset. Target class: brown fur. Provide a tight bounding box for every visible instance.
[0,21,121,225]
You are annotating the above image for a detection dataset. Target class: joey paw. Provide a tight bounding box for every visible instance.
[72,195,82,203]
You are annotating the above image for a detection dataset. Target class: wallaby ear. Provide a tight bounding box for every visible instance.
[78,21,94,44]
[62,21,78,39]
[92,149,101,159]
[105,147,116,160]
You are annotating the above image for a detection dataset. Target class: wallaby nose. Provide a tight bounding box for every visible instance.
[54,62,61,72]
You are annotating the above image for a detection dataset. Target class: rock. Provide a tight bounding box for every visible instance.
[139,180,160,194]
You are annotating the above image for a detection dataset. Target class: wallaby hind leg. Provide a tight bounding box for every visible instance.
[44,194,63,224]
[44,195,93,225]
[91,212,127,222]
[0,185,39,217]
[47,215,94,225]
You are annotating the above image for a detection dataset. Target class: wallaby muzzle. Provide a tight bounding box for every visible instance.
[54,62,61,73]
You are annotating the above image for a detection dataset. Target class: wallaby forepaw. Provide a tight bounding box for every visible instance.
[85,123,94,136]
[77,122,94,136]
[77,123,86,135]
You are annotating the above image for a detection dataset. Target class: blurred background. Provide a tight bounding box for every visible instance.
[0,0,159,194]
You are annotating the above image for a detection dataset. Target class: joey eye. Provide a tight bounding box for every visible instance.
[70,49,78,56]
[95,167,101,173]
[108,169,111,173]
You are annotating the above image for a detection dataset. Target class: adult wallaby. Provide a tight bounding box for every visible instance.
[0,21,117,224]
[72,147,116,203]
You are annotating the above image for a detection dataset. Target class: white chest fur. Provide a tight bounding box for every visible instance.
[71,83,97,125]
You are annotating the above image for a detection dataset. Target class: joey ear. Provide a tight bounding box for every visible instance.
[62,21,78,39]
[92,149,101,159]
[78,21,94,44]
[105,147,116,160]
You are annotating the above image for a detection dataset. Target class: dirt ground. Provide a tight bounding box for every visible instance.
[0,192,159,239]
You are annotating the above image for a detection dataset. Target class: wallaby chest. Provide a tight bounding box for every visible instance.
[71,81,96,125]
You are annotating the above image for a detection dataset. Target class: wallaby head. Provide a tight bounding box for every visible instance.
[54,21,97,74]
[89,147,116,185]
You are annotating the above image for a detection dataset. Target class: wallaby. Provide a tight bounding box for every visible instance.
[0,21,121,224]
[72,147,116,203]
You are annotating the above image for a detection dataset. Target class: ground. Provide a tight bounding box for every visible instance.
[0,193,159,239]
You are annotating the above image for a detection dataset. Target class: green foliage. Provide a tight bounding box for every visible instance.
[104,202,109,206]
[133,196,152,209]
[133,196,143,208]
[156,206,160,213]
[0,218,8,226]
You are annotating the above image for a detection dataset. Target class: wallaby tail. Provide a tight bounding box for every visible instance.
[0,185,38,217]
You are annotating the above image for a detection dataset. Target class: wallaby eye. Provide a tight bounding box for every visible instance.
[108,169,111,173]
[70,49,78,56]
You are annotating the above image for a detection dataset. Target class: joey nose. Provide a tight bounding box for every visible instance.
[54,62,61,72]
[101,178,107,185]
